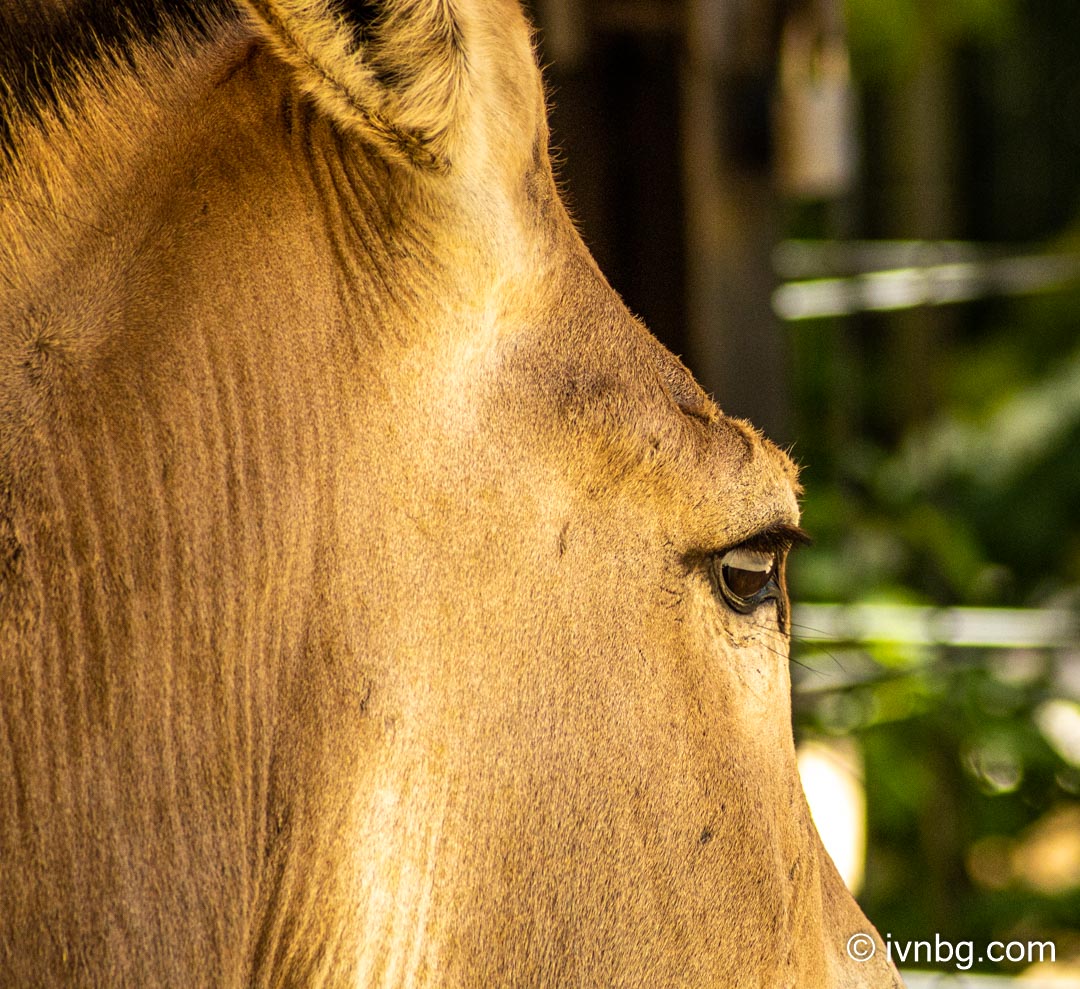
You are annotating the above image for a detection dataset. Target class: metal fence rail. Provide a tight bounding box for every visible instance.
[791,604,1079,650]
[771,239,1080,319]
[902,974,1070,989]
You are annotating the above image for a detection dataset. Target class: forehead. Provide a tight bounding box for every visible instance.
[466,226,802,547]
[0,0,800,553]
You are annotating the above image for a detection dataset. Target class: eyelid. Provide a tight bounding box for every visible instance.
[680,523,810,573]
[727,522,811,557]
[723,547,774,571]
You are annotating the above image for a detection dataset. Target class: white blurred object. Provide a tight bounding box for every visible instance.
[774,17,857,199]
[1036,699,1080,766]
[796,738,866,894]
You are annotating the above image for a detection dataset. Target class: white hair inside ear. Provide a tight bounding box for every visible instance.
[239,0,470,169]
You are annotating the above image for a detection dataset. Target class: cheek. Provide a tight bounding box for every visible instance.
[695,591,795,728]
[728,626,793,709]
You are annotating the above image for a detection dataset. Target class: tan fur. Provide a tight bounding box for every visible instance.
[0,2,902,986]
[237,0,459,169]
[237,0,539,175]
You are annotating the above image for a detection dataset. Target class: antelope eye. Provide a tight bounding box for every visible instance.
[713,547,780,613]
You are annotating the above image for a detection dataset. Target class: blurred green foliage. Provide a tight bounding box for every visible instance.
[845,0,1015,81]
[790,0,1080,972]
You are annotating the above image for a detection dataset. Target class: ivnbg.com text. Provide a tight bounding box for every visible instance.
[846,931,1056,970]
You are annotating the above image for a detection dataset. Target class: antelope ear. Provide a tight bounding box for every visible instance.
[239,0,472,171]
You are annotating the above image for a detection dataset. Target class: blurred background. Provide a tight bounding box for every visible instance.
[525,0,1080,982]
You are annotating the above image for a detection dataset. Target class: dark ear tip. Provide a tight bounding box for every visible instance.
[340,0,382,25]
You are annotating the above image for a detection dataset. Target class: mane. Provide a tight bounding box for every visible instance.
[0,0,234,163]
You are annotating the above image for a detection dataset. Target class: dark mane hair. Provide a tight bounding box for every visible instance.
[0,0,234,161]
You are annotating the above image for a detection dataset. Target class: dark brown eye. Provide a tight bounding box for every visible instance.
[713,547,780,613]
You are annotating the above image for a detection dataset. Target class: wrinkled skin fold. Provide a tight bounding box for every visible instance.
[0,1,902,986]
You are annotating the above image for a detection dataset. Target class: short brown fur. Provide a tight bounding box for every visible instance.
[0,2,901,986]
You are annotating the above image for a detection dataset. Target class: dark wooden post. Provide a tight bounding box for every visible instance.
[681,0,792,441]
